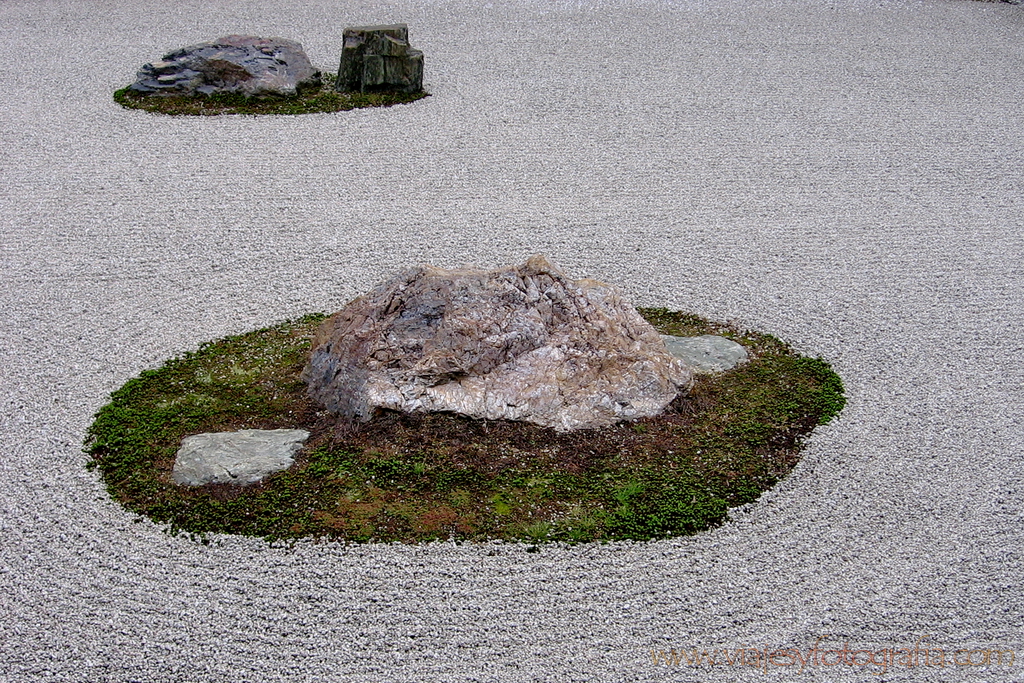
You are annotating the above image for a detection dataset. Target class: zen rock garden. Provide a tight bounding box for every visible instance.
[95,27,844,545]
[127,24,423,99]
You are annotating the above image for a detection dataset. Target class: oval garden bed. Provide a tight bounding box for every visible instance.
[85,309,844,544]
[114,73,428,116]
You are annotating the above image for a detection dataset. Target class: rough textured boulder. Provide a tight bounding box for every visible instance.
[172,429,310,486]
[335,24,423,93]
[302,256,693,431]
[129,35,321,97]
[661,334,748,374]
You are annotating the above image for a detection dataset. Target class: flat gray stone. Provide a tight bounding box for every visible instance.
[172,429,310,486]
[660,334,748,374]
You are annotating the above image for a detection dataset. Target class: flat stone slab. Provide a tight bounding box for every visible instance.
[661,334,748,374]
[172,429,310,486]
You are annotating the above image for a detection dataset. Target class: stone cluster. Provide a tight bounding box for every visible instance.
[128,35,321,97]
[334,24,424,93]
[302,256,693,431]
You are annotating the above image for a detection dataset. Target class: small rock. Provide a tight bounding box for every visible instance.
[129,35,321,97]
[172,429,310,486]
[303,256,692,431]
[660,334,748,374]
[335,24,424,93]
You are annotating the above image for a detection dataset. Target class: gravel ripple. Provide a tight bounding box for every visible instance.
[1,0,1022,680]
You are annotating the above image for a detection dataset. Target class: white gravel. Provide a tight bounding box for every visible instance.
[2,0,1022,680]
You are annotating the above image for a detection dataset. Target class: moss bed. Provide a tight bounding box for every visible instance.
[85,309,845,545]
[113,73,428,116]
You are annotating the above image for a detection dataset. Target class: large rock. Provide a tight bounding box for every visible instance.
[172,429,310,486]
[335,24,423,93]
[129,35,321,97]
[302,256,693,431]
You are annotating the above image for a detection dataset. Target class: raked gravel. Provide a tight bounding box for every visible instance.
[2,0,1022,681]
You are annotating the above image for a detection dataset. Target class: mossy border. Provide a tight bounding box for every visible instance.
[113,72,429,116]
[84,309,845,545]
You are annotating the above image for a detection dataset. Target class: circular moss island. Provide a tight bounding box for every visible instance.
[114,73,428,116]
[85,309,845,545]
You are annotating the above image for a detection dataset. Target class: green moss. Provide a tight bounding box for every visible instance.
[85,309,845,544]
[113,74,428,116]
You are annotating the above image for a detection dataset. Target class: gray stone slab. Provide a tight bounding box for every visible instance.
[660,334,748,374]
[171,429,310,486]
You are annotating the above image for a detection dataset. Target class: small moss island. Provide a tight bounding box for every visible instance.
[85,309,845,545]
[114,73,428,116]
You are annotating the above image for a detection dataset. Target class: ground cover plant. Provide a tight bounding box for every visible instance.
[85,310,845,545]
[113,73,428,116]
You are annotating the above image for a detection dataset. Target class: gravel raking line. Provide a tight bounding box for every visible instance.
[1,0,1022,680]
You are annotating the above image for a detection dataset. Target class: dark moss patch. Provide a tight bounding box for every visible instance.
[113,73,428,116]
[85,309,844,544]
